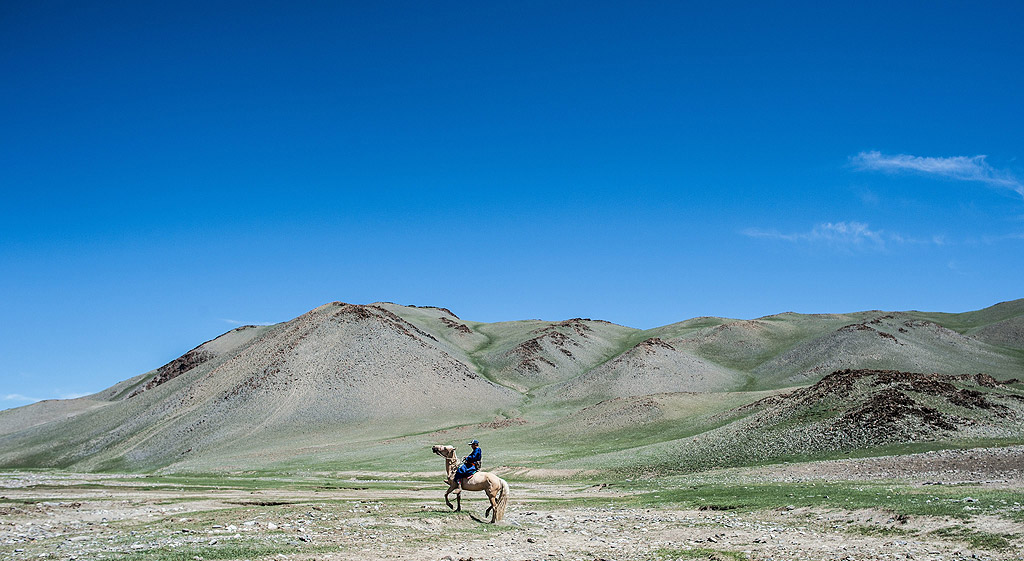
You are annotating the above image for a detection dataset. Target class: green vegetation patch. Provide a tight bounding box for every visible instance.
[112,543,299,560]
[654,547,748,560]
[846,524,914,538]
[130,472,428,492]
[930,525,1019,551]
[626,481,1023,520]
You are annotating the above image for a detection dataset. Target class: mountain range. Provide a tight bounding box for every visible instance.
[1,299,1022,474]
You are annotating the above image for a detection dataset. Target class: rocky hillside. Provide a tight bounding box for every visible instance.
[616,369,1024,473]
[0,299,1022,473]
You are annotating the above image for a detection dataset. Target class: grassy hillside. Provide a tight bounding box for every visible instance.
[0,299,1021,474]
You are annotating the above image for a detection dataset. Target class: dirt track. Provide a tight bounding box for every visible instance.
[2,447,1023,560]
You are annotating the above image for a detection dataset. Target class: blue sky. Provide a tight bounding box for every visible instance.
[2,1,1022,409]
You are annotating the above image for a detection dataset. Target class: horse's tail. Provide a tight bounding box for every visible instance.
[494,477,509,521]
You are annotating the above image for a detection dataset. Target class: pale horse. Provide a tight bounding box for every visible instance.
[431,445,509,523]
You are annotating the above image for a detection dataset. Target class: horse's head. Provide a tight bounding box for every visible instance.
[432,445,461,483]
[431,444,456,458]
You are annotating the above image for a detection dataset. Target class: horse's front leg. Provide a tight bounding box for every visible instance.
[444,485,456,510]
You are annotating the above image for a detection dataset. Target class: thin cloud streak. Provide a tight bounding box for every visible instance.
[742,221,950,249]
[851,151,1024,197]
[982,232,1024,243]
[2,392,91,405]
[743,221,888,248]
[3,394,41,403]
[220,319,275,326]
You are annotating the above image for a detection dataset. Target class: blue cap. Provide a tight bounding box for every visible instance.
[469,439,479,445]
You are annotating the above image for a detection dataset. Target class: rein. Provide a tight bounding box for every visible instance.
[444,451,458,479]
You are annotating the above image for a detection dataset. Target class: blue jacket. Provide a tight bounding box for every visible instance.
[463,447,482,469]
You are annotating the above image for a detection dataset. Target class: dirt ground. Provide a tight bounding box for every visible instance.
[2,447,1023,561]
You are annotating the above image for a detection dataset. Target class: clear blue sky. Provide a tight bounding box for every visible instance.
[3,1,1022,409]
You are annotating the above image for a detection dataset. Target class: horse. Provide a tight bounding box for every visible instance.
[431,445,509,523]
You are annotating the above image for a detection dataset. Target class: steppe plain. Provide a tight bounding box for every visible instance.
[4,446,1024,561]
[2,300,1023,560]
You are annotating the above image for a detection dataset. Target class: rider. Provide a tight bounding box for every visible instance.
[452,439,482,490]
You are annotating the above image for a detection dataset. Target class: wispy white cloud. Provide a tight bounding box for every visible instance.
[2,393,41,403]
[851,151,1024,197]
[947,260,973,277]
[981,232,1024,243]
[742,221,888,248]
[742,221,950,249]
[857,189,880,206]
[220,319,274,327]
[2,391,91,405]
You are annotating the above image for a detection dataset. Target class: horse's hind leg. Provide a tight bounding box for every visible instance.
[486,491,499,523]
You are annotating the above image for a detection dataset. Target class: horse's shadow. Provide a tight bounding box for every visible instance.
[422,506,490,524]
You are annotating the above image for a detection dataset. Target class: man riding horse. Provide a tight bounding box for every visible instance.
[451,439,481,490]
[431,440,508,523]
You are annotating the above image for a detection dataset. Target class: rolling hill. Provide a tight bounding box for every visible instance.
[1,299,1022,473]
